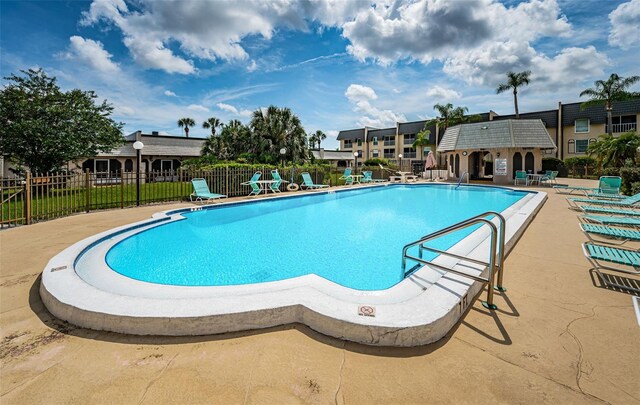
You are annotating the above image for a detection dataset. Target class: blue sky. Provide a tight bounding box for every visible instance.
[1,0,639,149]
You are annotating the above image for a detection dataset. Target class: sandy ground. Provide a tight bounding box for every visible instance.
[1,179,639,404]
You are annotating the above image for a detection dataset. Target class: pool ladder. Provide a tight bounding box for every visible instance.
[456,171,469,188]
[401,211,506,309]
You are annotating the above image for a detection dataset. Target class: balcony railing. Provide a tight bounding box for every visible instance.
[384,141,395,146]
[606,123,637,133]
[404,139,416,145]
[383,153,395,158]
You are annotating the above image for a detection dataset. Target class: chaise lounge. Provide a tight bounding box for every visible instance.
[190,178,227,203]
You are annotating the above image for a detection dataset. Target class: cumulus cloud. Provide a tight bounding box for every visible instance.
[426,85,461,100]
[345,84,406,128]
[187,104,209,112]
[62,36,120,73]
[164,90,177,97]
[246,60,258,72]
[608,0,640,49]
[216,102,253,117]
[342,0,570,65]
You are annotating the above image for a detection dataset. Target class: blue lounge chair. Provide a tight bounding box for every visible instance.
[270,170,287,193]
[582,242,639,293]
[242,171,262,196]
[580,206,640,217]
[514,170,528,186]
[301,172,329,189]
[540,171,558,186]
[190,178,227,203]
[579,214,640,228]
[553,176,621,195]
[567,192,640,209]
[580,223,640,245]
[362,171,386,183]
[339,168,354,185]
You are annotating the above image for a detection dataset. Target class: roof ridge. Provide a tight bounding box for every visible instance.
[508,120,515,148]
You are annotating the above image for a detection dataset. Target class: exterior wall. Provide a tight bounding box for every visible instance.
[444,148,545,186]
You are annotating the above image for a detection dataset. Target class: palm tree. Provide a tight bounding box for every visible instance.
[425,103,480,166]
[308,132,318,149]
[250,106,307,164]
[314,130,327,149]
[201,117,223,157]
[580,73,640,136]
[587,131,640,168]
[177,117,195,137]
[412,127,433,162]
[202,117,222,136]
[496,70,531,118]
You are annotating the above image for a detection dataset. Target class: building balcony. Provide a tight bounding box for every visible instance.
[606,123,637,133]
[383,141,395,146]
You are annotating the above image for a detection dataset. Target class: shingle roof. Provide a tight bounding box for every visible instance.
[437,119,556,152]
[311,149,355,160]
[368,127,396,137]
[398,120,429,134]
[97,136,205,158]
[493,109,558,128]
[336,128,366,141]
[561,99,640,126]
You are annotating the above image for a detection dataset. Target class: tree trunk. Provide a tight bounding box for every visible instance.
[513,89,519,119]
[606,101,613,136]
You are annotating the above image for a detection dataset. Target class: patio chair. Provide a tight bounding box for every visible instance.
[241,171,262,196]
[567,192,640,210]
[300,172,329,190]
[553,185,598,195]
[190,178,227,203]
[540,171,558,186]
[339,168,354,185]
[580,223,640,245]
[270,170,287,193]
[514,170,528,186]
[579,205,640,217]
[362,171,386,183]
[579,214,640,228]
[582,242,639,293]
[597,176,622,196]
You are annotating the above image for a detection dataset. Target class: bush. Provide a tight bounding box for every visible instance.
[542,157,567,177]
[564,156,597,178]
[619,167,640,195]
[363,158,389,167]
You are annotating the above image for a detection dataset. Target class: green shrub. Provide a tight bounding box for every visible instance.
[363,158,389,166]
[542,157,566,177]
[619,167,640,195]
[564,156,597,178]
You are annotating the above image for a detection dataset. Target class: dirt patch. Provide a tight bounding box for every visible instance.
[0,330,66,361]
[0,273,39,288]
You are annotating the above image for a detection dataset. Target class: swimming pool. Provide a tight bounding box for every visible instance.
[41,183,547,346]
[102,185,527,290]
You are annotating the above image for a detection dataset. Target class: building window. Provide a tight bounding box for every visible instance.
[384,136,395,146]
[575,139,589,153]
[373,136,378,146]
[608,115,637,133]
[383,148,395,158]
[403,147,416,158]
[95,159,109,173]
[575,118,589,133]
[403,134,416,145]
[357,139,362,146]
[372,149,379,158]
[568,139,575,154]
[161,160,174,172]
[344,140,352,148]
[356,150,362,158]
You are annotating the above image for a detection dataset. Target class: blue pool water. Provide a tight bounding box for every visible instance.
[105,185,528,290]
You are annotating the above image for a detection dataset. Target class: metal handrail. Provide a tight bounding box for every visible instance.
[456,171,469,188]
[401,211,506,309]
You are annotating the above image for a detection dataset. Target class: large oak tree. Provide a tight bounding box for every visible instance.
[0,69,124,173]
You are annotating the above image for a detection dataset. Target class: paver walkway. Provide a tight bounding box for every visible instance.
[1,179,638,404]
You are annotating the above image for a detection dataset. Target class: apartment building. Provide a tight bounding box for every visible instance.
[337,99,639,164]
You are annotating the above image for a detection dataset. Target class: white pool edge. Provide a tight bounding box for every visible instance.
[40,184,547,346]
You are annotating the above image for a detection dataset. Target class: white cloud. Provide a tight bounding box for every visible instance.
[62,36,120,73]
[345,84,406,128]
[187,104,209,112]
[246,60,258,72]
[608,0,640,49]
[164,90,177,97]
[345,84,378,102]
[216,102,253,117]
[426,85,461,100]
[116,105,136,116]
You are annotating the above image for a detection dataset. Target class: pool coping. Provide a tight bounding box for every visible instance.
[40,184,547,346]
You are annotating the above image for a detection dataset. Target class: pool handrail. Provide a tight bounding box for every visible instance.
[401,211,506,309]
[456,171,470,188]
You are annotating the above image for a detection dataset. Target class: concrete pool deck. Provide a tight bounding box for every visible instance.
[1,178,639,403]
